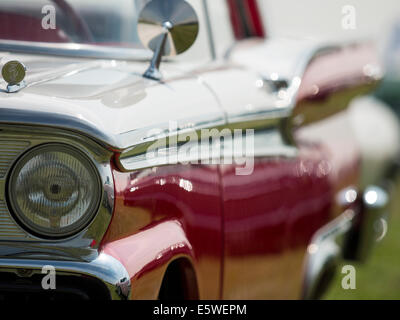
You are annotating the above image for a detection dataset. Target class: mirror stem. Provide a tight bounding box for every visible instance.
[143,22,172,80]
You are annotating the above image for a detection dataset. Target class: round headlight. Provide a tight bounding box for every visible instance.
[7,144,102,238]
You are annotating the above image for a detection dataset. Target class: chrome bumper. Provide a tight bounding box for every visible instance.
[302,185,389,299]
[0,253,130,300]
[343,185,389,261]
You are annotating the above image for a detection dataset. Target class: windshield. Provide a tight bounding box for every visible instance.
[0,0,150,48]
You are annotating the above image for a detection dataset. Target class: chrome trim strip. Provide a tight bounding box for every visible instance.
[117,113,297,172]
[302,186,360,299]
[302,209,356,300]
[0,40,153,61]
[0,253,131,300]
[227,107,291,125]
[118,112,226,149]
[0,109,121,151]
[0,109,228,152]
[202,0,216,60]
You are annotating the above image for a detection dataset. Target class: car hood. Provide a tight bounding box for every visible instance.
[0,53,223,150]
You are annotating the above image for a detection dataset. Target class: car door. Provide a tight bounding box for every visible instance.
[200,0,379,299]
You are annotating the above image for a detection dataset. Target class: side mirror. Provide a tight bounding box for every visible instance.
[138,0,199,80]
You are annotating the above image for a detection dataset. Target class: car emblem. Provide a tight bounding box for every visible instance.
[1,60,27,93]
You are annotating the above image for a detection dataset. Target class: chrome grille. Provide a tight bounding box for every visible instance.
[0,200,27,239]
[0,140,30,178]
[0,140,30,240]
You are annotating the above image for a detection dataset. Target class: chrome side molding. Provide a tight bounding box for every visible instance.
[302,209,355,300]
[117,114,297,172]
[0,39,152,61]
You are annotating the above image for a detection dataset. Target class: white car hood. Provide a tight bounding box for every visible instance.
[0,53,223,150]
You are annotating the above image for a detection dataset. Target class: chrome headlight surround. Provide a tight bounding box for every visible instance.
[7,143,102,239]
[0,125,114,261]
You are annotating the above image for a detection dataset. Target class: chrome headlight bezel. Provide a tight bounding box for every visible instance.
[7,143,103,239]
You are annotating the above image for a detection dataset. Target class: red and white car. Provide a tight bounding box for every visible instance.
[0,0,395,300]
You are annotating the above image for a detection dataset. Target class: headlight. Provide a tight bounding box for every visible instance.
[7,144,102,238]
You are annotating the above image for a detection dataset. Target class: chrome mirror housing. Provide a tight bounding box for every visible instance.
[138,0,199,80]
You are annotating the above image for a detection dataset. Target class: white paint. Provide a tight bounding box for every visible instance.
[257,0,400,42]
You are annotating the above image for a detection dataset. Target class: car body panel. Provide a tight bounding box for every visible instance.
[102,164,223,299]
[0,54,224,150]
[98,39,380,299]
[0,0,392,301]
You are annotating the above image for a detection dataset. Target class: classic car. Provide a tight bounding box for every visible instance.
[0,0,396,300]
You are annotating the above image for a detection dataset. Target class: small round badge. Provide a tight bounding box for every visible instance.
[2,61,26,86]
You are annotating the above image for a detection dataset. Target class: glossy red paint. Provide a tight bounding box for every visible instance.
[219,144,337,299]
[209,44,372,300]
[102,137,358,299]
[227,0,265,39]
[246,0,265,38]
[100,44,379,300]
[0,12,69,43]
[101,164,224,299]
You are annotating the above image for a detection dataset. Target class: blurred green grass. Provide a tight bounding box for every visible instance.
[324,180,400,299]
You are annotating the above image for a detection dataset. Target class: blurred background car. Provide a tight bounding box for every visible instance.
[256,0,400,299]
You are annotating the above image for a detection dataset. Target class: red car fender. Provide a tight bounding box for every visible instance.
[102,220,196,299]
